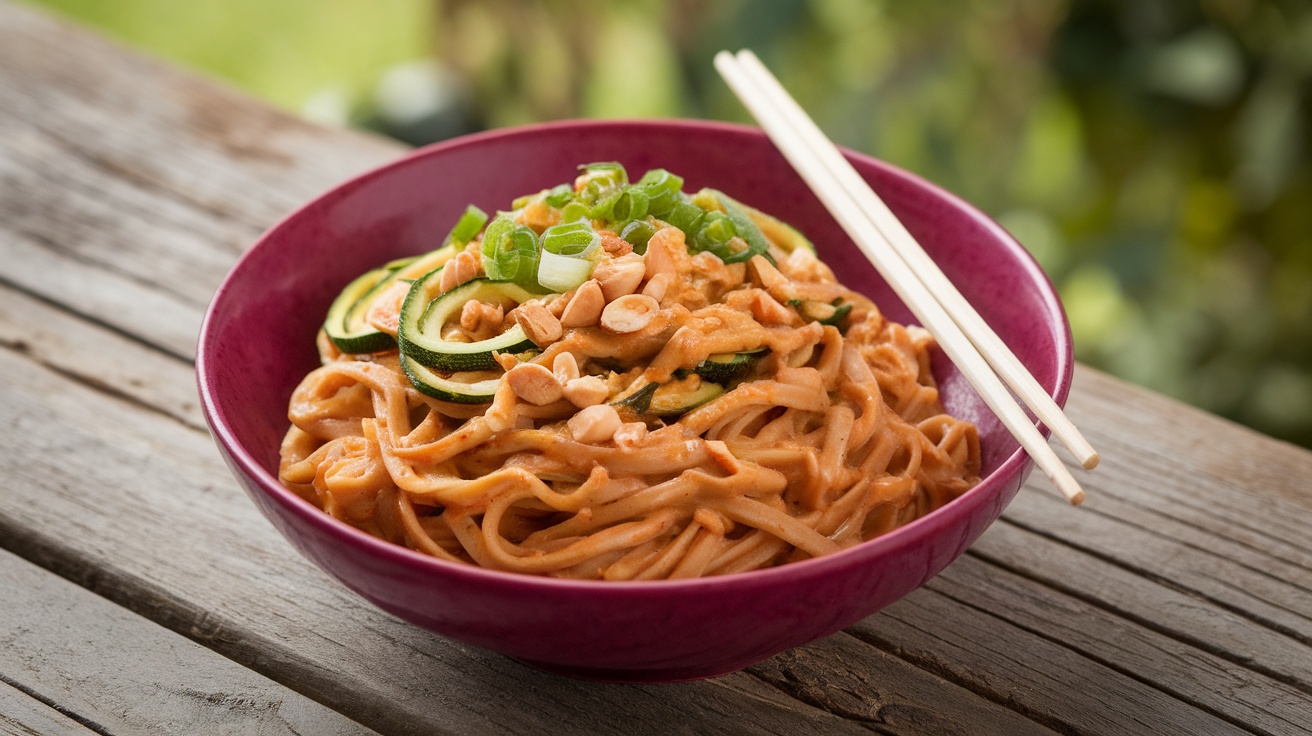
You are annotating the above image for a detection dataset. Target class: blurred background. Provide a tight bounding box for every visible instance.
[27,0,1312,449]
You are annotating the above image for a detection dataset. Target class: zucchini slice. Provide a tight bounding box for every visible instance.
[791,299,853,330]
[649,376,725,416]
[323,263,409,354]
[400,355,500,404]
[399,276,538,372]
[613,377,724,418]
[693,351,763,385]
[323,244,463,354]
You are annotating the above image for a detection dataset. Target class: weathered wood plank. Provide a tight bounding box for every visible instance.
[0,1,400,360]
[0,548,378,736]
[0,281,202,430]
[852,581,1253,736]
[986,494,1312,692]
[1063,366,1312,559]
[0,680,96,736]
[943,548,1312,735]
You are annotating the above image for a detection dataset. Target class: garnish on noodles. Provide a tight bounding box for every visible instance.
[279,163,980,580]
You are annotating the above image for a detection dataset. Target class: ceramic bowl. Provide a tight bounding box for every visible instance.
[197,119,1072,682]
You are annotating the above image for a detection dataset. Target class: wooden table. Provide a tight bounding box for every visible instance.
[2,4,1310,734]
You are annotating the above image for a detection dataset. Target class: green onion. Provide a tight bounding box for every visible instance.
[537,248,597,293]
[480,215,540,287]
[589,188,624,220]
[561,200,590,223]
[544,183,574,208]
[611,187,649,223]
[537,219,601,292]
[636,168,684,216]
[542,219,600,256]
[692,211,737,256]
[662,200,707,237]
[445,205,488,247]
[620,219,658,253]
[706,190,772,264]
[577,162,628,207]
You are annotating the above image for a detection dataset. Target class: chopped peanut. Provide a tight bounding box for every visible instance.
[644,226,685,278]
[492,351,521,372]
[750,255,798,304]
[562,375,610,408]
[559,279,604,328]
[568,404,622,444]
[515,300,563,347]
[593,253,646,302]
[459,299,504,335]
[552,351,581,384]
[641,272,674,303]
[506,363,563,406]
[612,421,648,449]
[600,294,660,334]
[437,250,482,294]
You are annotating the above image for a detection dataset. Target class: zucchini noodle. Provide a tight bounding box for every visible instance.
[280,164,980,580]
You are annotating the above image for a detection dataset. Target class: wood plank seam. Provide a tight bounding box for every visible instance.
[968,532,1312,696]
[995,514,1312,655]
[34,123,273,239]
[1072,486,1312,577]
[2,221,209,312]
[0,673,110,736]
[921,568,1285,736]
[0,270,197,366]
[0,339,205,433]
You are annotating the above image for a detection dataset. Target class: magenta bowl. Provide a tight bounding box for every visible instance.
[197,119,1072,682]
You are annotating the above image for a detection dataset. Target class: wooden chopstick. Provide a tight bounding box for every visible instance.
[733,50,1099,472]
[715,50,1090,504]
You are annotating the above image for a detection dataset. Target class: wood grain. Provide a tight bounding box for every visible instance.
[3,2,1312,735]
[0,548,377,736]
[0,680,96,736]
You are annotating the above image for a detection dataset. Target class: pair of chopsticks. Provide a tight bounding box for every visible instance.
[715,50,1098,504]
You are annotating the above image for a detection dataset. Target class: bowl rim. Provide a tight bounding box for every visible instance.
[196,117,1073,596]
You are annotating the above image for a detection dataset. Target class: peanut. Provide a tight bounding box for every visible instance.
[562,375,610,408]
[752,291,795,326]
[600,293,660,334]
[568,404,622,444]
[515,300,563,347]
[644,226,685,279]
[612,421,648,449]
[559,279,604,328]
[641,272,674,303]
[505,362,563,406]
[552,351,581,384]
[437,250,482,294]
[593,253,647,302]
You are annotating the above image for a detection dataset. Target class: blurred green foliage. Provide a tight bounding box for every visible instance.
[27,0,1312,448]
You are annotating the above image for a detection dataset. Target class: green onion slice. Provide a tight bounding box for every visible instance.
[538,219,601,292]
[620,219,658,253]
[445,205,488,247]
[481,215,541,288]
[702,189,772,264]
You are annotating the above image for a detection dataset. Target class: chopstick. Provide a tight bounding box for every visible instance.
[715,49,1093,504]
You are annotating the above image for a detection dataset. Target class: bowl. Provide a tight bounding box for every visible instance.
[196,119,1072,682]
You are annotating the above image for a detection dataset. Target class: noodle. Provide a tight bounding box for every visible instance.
[279,164,980,579]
